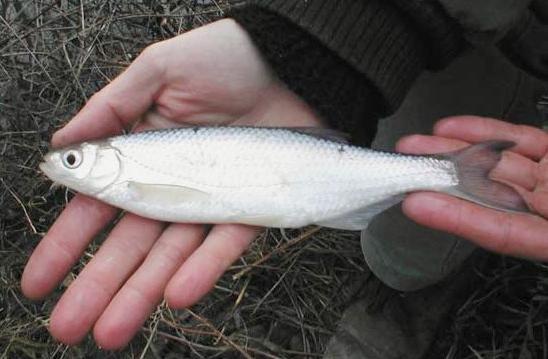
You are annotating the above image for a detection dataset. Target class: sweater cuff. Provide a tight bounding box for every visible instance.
[233,0,428,111]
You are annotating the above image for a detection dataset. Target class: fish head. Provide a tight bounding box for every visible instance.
[40,142,121,195]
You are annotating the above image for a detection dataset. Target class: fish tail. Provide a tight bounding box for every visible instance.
[443,141,529,213]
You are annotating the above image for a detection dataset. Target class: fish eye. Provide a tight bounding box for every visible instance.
[62,150,82,169]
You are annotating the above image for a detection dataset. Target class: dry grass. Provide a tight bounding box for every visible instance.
[1,1,547,358]
[426,257,548,359]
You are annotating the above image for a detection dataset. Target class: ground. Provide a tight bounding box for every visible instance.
[1,1,547,358]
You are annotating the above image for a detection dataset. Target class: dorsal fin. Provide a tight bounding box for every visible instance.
[287,127,350,144]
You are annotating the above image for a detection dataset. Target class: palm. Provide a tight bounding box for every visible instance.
[22,19,321,349]
[152,78,318,129]
[135,19,320,130]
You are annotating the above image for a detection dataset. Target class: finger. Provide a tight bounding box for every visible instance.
[529,157,548,216]
[396,134,468,154]
[397,134,539,190]
[48,214,164,345]
[402,192,548,260]
[493,152,539,191]
[93,223,204,349]
[165,224,260,308]
[52,44,167,148]
[433,116,548,160]
[21,195,117,300]
[523,189,548,218]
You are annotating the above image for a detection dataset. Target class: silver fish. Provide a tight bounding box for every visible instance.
[39,126,527,230]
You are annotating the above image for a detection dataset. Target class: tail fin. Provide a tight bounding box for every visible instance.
[442,141,529,213]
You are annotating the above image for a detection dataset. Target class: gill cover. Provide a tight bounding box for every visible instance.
[41,142,121,195]
[87,144,122,193]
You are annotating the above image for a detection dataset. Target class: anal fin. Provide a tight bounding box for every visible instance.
[316,195,404,230]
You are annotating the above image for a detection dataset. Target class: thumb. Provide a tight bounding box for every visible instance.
[52,44,166,148]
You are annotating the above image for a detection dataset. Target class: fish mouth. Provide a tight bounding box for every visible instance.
[39,161,68,190]
[39,161,63,182]
[39,161,53,177]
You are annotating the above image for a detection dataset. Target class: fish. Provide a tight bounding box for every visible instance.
[39,126,528,230]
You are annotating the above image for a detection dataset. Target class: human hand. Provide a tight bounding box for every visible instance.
[22,19,322,349]
[397,116,548,260]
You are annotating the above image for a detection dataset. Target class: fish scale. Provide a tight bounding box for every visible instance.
[111,127,450,188]
[40,127,527,230]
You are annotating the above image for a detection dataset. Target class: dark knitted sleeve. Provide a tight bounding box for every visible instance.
[228,0,464,145]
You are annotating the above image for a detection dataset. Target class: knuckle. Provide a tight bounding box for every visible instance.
[446,201,463,236]
[542,139,548,158]
[493,213,514,255]
[208,248,233,271]
[451,215,463,238]
[511,124,529,141]
[87,87,121,117]
[531,193,548,217]
[140,42,162,59]
[46,237,76,265]
[81,272,112,299]
[154,239,187,266]
[107,236,148,265]
[139,43,165,69]
[433,117,456,134]
[124,281,157,309]
[85,90,114,112]
[136,42,167,81]
[218,225,256,250]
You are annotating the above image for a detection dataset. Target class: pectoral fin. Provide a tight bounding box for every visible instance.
[127,181,210,204]
[316,195,404,230]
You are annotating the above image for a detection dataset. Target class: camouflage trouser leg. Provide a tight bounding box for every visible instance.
[362,46,548,291]
[324,46,547,359]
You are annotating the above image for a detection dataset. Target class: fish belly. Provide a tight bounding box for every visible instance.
[100,127,456,228]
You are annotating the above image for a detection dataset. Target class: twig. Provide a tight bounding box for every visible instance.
[233,226,321,280]
[1,177,37,234]
[252,258,296,315]
[186,309,253,359]
[139,304,162,359]
[0,14,60,94]
[142,327,224,353]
